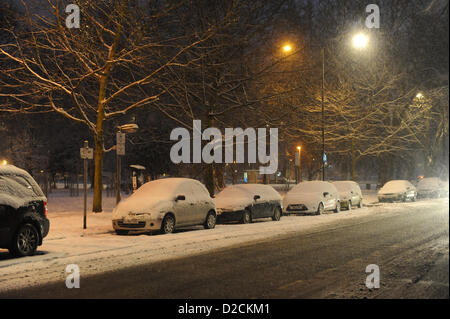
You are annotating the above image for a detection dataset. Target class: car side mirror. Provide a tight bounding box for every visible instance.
[254,195,261,201]
[175,195,186,201]
[323,192,329,197]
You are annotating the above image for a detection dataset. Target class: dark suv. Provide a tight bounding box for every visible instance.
[0,165,50,257]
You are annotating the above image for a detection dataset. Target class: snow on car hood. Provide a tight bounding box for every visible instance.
[112,196,170,219]
[378,180,414,195]
[0,165,47,209]
[214,196,250,211]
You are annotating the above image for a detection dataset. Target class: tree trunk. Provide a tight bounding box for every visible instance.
[351,138,357,182]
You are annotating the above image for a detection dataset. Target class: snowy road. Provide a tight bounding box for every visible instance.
[0,191,448,298]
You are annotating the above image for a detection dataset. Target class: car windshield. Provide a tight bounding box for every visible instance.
[381,180,409,193]
[417,178,440,189]
[291,182,327,194]
[333,182,353,192]
[216,186,250,199]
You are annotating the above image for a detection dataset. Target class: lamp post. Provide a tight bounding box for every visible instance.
[283,33,369,181]
[116,123,139,204]
[296,146,302,183]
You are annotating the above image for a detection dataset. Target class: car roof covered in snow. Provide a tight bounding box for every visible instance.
[0,165,46,209]
[332,181,361,192]
[290,181,337,194]
[417,177,442,190]
[379,180,414,193]
[216,184,281,200]
[132,177,208,199]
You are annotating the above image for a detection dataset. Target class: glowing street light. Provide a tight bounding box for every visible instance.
[416,92,424,99]
[1,160,7,165]
[352,33,369,49]
[282,44,292,53]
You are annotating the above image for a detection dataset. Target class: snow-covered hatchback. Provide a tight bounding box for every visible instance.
[214,184,283,224]
[112,178,216,235]
[378,180,417,202]
[0,165,50,257]
[332,181,363,210]
[283,181,341,215]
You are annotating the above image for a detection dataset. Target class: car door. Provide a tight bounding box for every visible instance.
[327,184,338,210]
[173,182,193,226]
[0,205,13,244]
[322,186,334,210]
[189,182,210,224]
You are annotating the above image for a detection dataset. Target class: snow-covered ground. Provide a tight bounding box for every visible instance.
[0,189,446,293]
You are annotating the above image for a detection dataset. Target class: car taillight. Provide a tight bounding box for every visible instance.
[44,201,48,217]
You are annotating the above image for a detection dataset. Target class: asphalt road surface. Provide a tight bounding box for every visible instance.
[1,201,448,298]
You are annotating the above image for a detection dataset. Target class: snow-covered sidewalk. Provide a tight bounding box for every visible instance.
[0,189,446,293]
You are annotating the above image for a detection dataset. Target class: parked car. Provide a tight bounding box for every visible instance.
[416,177,446,199]
[0,165,50,257]
[283,181,340,215]
[112,178,216,235]
[215,184,282,224]
[332,181,363,210]
[378,180,417,202]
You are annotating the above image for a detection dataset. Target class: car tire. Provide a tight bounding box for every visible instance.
[204,211,217,229]
[334,201,340,213]
[347,201,352,210]
[9,223,39,257]
[272,207,282,221]
[161,214,175,234]
[241,209,252,224]
[115,230,129,235]
[316,203,324,215]
[358,200,363,208]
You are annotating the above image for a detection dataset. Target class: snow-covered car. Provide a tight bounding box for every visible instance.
[416,177,447,199]
[0,165,50,257]
[215,184,282,224]
[112,178,216,235]
[378,180,417,202]
[332,181,363,210]
[283,181,341,215]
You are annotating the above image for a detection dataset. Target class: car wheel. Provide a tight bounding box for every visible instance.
[115,230,129,235]
[334,201,340,213]
[347,201,352,210]
[204,211,216,229]
[316,203,324,215]
[411,195,416,202]
[161,214,175,234]
[9,223,39,257]
[358,200,363,208]
[241,209,252,224]
[272,207,282,221]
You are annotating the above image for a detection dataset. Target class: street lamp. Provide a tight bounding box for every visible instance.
[116,123,139,204]
[283,34,368,181]
[1,160,7,165]
[296,146,302,183]
[352,33,369,50]
[282,44,292,53]
[416,92,424,99]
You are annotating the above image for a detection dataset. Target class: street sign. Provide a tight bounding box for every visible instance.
[116,132,126,156]
[80,147,93,159]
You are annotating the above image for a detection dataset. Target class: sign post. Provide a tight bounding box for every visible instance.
[80,141,93,229]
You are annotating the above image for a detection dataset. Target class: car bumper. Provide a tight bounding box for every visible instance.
[285,204,315,214]
[217,210,244,222]
[41,218,50,239]
[112,218,162,232]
